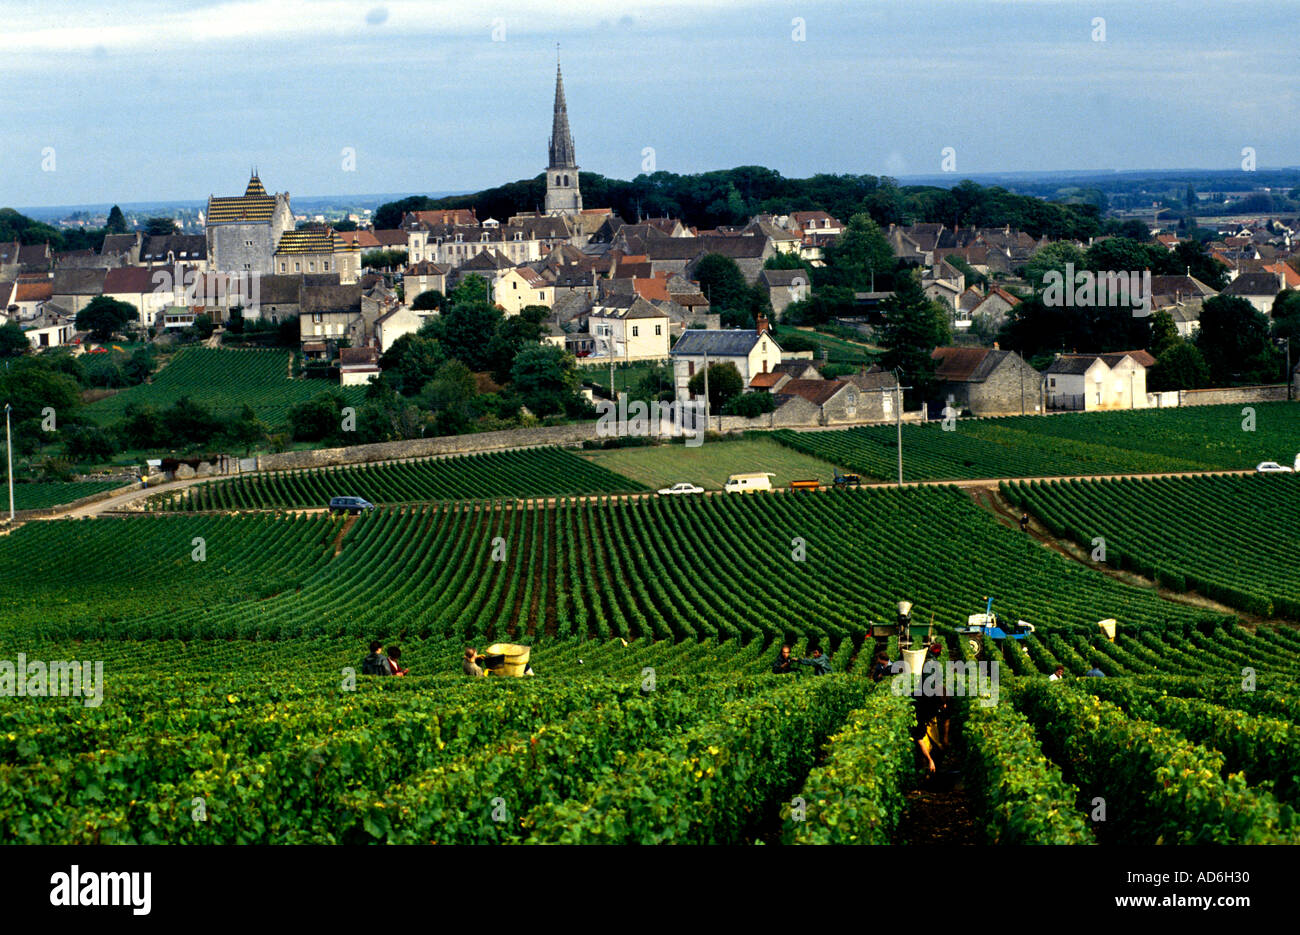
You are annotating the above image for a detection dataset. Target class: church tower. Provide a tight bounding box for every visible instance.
[544,57,582,215]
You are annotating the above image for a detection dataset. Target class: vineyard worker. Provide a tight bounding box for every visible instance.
[388,646,408,677]
[463,647,485,678]
[1084,661,1106,678]
[771,644,796,675]
[362,640,394,676]
[796,646,832,676]
[1019,512,1029,532]
[1049,664,1065,681]
[869,651,892,683]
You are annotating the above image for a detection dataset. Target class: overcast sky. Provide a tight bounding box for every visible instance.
[1,0,1295,208]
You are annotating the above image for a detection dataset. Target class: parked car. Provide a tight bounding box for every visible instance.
[724,472,775,493]
[657,482,705,495]
[329,496,375,514]
[1255,462,1294,473]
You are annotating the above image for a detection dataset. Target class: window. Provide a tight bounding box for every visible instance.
[294,263,301,272]
[632,326,639,337]
[1049,377,1056,388]
[845,390,857,417]
[655,324,661,336]
[312,313,322,323]
[688,361,695,376]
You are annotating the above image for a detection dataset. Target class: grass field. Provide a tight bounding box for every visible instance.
[83,347,368,427]
[6,480,131,511]
[580,436,850,490]
[774,402,1300,481]
[785,328,880,364]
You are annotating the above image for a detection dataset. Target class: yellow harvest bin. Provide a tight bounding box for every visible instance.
[486,642,531,677]
[1098,619,1117,642]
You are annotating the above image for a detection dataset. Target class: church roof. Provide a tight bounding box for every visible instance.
[208,174,279,225]
[548,60,577,169]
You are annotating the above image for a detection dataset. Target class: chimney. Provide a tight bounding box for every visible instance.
[993,341,1000,350]
[756,312,769,335]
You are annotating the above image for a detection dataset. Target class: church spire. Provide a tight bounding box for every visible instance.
[548,55,576,170]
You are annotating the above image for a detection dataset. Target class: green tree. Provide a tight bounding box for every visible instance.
[425,277,503,371]
[162,396,222,447]
[1024,242,1086,290]
[223,404,267,456]
[1149,309,1180,357]
[1148,340,1210,392]
[486,311,546,384]
[144,217,179,236]
[509,345,580,417]
[0,322,29,358]
[1271,290,1300,345]
[694,254,755,326]
[876,271,951,406]
[721,390,777,417]
[0,358,81,423]
[63,423,118,463]
[378,333,446,396]
[119,402,167,449]
[687,361,744,411]
[418,360,480,433]
[1195,295,1276,385]
[288,392,346,443]
[105,205,128,235]
[411,289,444,312]
[821,213,895,291]
[75,296,137,341]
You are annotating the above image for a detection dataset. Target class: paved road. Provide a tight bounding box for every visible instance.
[39,466,1263,520]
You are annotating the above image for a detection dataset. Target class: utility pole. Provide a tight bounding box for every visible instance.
[863,376,913,486]
[703,350,710,432]
[4,403,12,524]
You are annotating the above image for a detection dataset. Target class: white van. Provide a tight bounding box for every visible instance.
[724,472,775,493]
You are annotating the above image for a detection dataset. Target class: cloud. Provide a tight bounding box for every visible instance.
[365,6,388,26]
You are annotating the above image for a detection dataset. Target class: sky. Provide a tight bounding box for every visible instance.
[1,0,1296,208]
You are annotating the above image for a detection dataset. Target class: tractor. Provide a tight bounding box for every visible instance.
[955,596,1036,658]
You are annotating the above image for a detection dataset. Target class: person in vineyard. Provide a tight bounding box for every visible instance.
[869,650,892,682]
[771,644,796,674]
[1019,512,1030,533]
[1049,664,1065,681]
[387,646,408,677]
[362,640,394,676]
[1084,661,1105,678]
[796,645,831,675]
[463,647,485,677]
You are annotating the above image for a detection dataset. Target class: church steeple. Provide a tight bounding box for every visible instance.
[548,58,576,169]
[544,51,582,215]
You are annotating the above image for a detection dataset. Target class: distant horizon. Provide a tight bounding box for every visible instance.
[4,1,1298,208]
[13,164,1300,220]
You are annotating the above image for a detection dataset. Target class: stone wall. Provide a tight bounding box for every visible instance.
[967,355,1043,416]
[256,423,601,472]
[1178,385,1289,407]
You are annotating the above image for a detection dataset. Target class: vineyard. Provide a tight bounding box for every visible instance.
[150,447,646,511]
[83,347,367,425]
[1005,474,1300,620]
[5,480,129,511]
[2,487,1216,642]
[3,481,1299,845]
[2,622,1297,844]
[772,402,1300,481]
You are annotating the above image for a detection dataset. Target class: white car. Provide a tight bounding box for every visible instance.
[657,482,705,495]
[1255,462,1294,473]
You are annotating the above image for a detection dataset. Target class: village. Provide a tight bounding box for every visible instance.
[4,59,1299,453]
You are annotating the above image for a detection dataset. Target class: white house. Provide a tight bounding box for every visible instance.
[587,296,670,362]
[374,305,423,355]
[669,313,784,401]
[496,266,554,315]
[1043,350,1154,411]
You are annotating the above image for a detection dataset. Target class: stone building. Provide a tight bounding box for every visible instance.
[206,172,293,274]
[931,345,1042,416]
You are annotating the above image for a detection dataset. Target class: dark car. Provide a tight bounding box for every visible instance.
[328,496,375,514]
